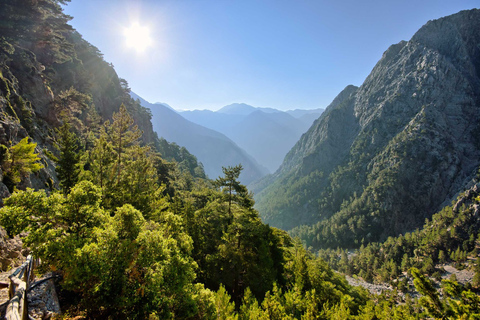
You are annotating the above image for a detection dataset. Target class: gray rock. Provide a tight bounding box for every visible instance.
[254,9,480,245]
[0,226,25,271]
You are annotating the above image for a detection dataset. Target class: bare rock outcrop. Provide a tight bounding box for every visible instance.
[254,9,480,248]
[0,226,25,271]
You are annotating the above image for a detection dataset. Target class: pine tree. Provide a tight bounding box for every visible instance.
[87,105,160,214]
[438,250,446,264]
[411,267,444,318]
[215,285,238,320]
[108,104,142,185]
[473,258,480,288]
[214,164,253,216]
[56,122,80,194]
[88,127,114,192]
[1,137,44,192]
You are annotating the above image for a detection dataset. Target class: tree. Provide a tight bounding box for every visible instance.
[86,105,161,214]
[473,258,480,288]
[1,137,44,192]
[215,285,238,320]
[239,288,267,320]
[261,284,290,320]
[87,127,114,192]
[108,104,142,185]
[214,164,253,217]
[411,267,444,318]
[0,182,202,319]
[56,122,80,194]
[0,181,105,267]
[438,250,446,264]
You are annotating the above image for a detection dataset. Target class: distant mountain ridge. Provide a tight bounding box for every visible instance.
[217,103,280,115]
[180,104,324,172]
[253,9,480,249]
[131,93,268,184]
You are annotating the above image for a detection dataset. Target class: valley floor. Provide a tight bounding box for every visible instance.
[344,262,475,296]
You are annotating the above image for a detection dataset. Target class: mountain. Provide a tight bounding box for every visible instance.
[131,93,268,184]
[0,1,208,199]
[286,108,324,119]
[227,111,308,173]
[253,9,480,249]
[216,103,280,115]
[180,104,323,172]
[155,102,175,111]
[217,103,258,115]
[2,3,480,318]
[178,110,241,134]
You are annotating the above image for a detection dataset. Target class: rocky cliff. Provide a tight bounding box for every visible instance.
[254,9,480,249]
[0,1,204,200]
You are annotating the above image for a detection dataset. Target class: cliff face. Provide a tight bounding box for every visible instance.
[0,1,204,198]
[254,9,480,248]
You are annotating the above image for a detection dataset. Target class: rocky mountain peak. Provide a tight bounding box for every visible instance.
[254,9,480,247]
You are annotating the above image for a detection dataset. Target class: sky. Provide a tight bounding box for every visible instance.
[63,0,479,111]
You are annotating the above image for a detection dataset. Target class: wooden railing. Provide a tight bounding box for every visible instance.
[5,255,38,320]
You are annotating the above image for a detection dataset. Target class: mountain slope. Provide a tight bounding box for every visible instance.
[0,0,207,198]
[227,111,308,172]
[180,104,323,172]
[132,93,268,184]
[177,110,241,135]
[254,9,480,249]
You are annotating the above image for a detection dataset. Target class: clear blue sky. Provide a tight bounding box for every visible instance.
[63,0,478,111]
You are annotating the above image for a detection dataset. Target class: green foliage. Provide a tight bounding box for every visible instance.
[1,137,44,192]
[215,285,238,320]
[54,87,92,127]
[155,140,206,180]
[0,0,74,65]
[1,1,479,318]
[239,288,267,320]
[0,182,201,318]
[84,106,162,216]
[411,268,480,318]
[255,169,325,231]
[473,258,480,288]
[55,122,81,194]
[186,166,286,303]
[0,181,104,264]
[319,188,480,284]
[214,164,254,215]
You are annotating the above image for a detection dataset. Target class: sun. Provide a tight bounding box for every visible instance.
[124,22,153,53]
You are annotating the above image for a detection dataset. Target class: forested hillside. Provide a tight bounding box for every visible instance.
[319,181,480,283]
[132,93,268,185]
[254,9,480,250]
[0,0,205,197]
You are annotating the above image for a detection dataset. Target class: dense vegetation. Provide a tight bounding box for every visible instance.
[0,1,479,319]
[254,10,480,252]
[0,104,372,318]
[318,183,480,285]
[2,105,479,319]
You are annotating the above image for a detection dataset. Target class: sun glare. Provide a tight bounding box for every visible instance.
[124,22,153,53]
